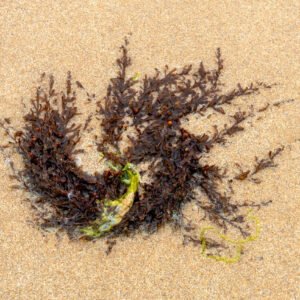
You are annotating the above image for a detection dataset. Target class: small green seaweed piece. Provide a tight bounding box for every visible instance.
[132,72,140,81]
[99,152,105,162]
[199,210,261,263]
[81,163,139,238]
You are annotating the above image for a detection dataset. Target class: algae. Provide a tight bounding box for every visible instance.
[81,163,139,237]
[199,210,261,263]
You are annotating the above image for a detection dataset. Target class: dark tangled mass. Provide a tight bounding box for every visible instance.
[0,39,284,247]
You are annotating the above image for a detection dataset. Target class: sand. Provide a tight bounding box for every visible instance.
[0,1,299,299]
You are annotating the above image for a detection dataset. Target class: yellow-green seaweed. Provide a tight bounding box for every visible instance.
[81,163,139,238]
[132,72,140,81]
[199,210,261,263]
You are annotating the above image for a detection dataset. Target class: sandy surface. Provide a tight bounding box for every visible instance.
[0,1,299,299]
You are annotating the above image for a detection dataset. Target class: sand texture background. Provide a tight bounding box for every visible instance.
[0,1,299,299]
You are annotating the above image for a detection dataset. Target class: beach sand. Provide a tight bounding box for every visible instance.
[0,1,299,299]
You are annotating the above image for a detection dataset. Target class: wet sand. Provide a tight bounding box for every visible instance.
[0,1,299,299]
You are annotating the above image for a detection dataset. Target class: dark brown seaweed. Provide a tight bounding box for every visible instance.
[97,40,277,238]
[1,39,287,250]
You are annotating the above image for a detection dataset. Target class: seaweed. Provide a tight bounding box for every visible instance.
[0,39,289,258]
[233,146,284,182]
[80,163,139,237]
[1,73,124,236]
[97,40,276,239]
[199,209,261,263]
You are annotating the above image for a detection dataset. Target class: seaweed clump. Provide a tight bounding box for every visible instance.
[0,39,285,253]
[97,40,277,238]
[1,74,118,235]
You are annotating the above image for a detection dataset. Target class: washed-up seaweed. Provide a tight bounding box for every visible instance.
[0,39,288,257]
[0,74,124,236]
[97,39,279,238]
